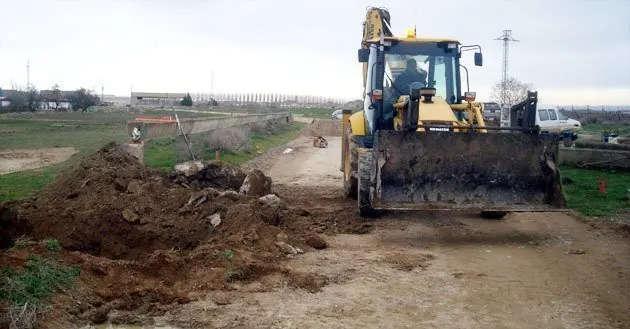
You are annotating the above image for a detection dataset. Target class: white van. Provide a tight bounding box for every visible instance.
[536,108,582,134]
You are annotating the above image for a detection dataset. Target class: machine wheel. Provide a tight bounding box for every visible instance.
[358,150,380,218]
[343,128,358,199]
[480,211,507,220]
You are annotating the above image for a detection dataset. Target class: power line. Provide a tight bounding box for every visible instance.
[494,30,519,105]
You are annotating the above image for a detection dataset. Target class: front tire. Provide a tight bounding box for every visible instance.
[358,150,379,218]
[343,127,358,199]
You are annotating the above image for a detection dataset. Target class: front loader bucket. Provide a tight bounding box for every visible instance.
[369,130,567,212]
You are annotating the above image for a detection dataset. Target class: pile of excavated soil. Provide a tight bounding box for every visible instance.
[1,141,371,328]
[9,142,308,261]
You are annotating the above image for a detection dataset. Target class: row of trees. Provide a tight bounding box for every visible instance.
[0,85,100,112]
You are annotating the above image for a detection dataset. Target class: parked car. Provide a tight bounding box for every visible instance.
[331,109,343,120]
[536,107,582,146]
[482,102,502,123]
[536,107,582,134]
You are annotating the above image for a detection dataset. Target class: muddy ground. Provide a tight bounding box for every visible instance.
[1,122,629,328]
[159,136,630,329]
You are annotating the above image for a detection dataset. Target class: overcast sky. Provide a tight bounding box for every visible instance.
[1,0,628,105]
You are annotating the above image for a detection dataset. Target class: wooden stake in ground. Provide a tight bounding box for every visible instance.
[173,111,196,161]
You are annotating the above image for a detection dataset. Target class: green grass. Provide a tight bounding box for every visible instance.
[580,123,630,136]
[287,107,334,119]
[1,240,81,307]
[0,168,58,202]
[560,167,630,216]
[214,250,235,261]
[144,122,305,170]
[0,110,222,202]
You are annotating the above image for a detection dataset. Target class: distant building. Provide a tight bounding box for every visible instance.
[102,94,131,106]
[0,90,22,108]
[0,97,10,107]
[39,89,73,110]
[130,92,187,107]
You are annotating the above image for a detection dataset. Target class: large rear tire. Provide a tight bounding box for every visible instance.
[358,150,379,218]
[343,127,358,199]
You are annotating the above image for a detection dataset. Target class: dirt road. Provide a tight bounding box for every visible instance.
[161,136,629,329]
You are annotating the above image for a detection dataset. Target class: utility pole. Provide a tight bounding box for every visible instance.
[494,30,519,106]
[26,59,30,89]
[210,70,215,102]
[101,83,104,104]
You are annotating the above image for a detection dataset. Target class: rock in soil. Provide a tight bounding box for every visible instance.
[126,181,142,195]
[276,232,289,244]
[209,213,221,227]
[174,160,205,177]
[305,234,327,249]
[276,241,298,255]
[259,194,282,208]
[122,208,140,223]
[240,170,273,197]
[171,160,246,190]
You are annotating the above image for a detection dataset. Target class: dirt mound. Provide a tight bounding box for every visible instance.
[9,142,296,261]
[304,119,341,137]
[0,141,374,327]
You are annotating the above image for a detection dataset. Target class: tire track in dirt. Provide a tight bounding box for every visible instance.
[163,134,630,329]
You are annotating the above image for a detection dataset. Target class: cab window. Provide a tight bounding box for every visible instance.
[548,109,557,120]
[558,111,568,120]
[538,109,550,121]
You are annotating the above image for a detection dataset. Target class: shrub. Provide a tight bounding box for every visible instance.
[205,128,250,153]
[249,122,267,134]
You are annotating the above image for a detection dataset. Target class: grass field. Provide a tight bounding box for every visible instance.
[0,110,304,202]
[0,113,134,201]
[287,108,334,119]
[580,123,630,136]
[560,167,630,217]
[144,122,305,170]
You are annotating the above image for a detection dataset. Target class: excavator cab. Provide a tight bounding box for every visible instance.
[342,7,567,218]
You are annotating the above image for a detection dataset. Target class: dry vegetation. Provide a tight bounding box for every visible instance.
[206,128,251,153]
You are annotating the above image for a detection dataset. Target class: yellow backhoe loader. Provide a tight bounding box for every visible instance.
[341,7,567,218]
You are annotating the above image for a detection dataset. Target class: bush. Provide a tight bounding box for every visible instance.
[249,122,267,134]
[263,121,279,134]
[205,128,250,153]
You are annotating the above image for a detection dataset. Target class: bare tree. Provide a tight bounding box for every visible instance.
[26,86,41,111]
[49,84,62,111]
[490,77,532,106]
[68,88,99,112]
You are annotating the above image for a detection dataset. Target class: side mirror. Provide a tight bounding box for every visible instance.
[474,52,483,66]
[358,49,370,63]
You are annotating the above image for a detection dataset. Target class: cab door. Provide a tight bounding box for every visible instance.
[546,108,562,133]
[537,109,553,133]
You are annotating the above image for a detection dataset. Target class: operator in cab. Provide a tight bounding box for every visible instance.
[393,58,428,94]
